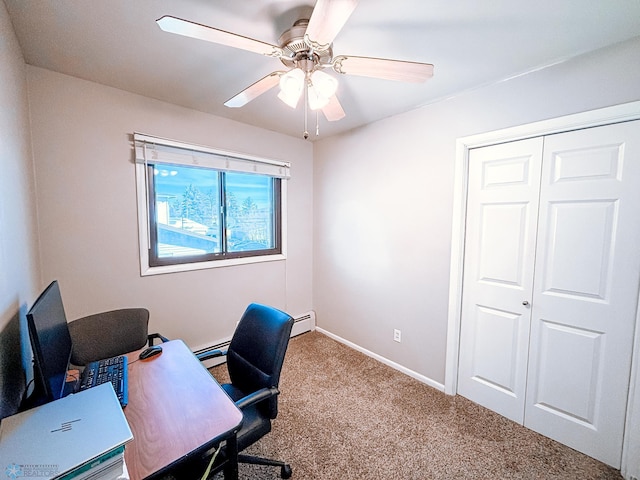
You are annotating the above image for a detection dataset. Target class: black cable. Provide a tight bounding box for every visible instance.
[20,378,35,405]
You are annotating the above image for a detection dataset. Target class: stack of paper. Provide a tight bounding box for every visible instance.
[0,383,133,480]
[58,446,124,480]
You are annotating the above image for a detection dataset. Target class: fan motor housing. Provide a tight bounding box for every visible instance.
[278,19,332,69]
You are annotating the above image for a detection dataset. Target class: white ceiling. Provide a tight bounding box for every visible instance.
[5,0,640,140]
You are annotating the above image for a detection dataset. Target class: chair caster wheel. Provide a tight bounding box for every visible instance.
[280,464,292,478]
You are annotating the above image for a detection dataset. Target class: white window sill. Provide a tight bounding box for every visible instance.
[140,253,286,276]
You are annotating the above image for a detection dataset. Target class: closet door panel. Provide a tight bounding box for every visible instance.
[531,319,604,424]
[458,138,543,423]
[541,199,616,299]
[525,121,640,468]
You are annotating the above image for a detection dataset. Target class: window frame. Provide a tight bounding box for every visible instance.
[134,135,288,276]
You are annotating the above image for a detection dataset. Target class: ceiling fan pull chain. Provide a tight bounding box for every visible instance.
[316,111,320,137]
[303,82,309,140]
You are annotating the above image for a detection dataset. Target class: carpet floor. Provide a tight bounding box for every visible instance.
[209,330,622,479]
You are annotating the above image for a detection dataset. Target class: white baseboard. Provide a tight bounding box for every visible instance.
[315,327,445,393]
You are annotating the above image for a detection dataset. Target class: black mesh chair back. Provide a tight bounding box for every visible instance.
[69,308,167,366]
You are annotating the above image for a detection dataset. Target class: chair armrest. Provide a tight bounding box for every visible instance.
[235,386,279,410]
[196,348,228,362]
[148,332,169,345]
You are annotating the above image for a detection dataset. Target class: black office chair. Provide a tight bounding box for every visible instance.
[68,308,168,366]
[196,303,294,479]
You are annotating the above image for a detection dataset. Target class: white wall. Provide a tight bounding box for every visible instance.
[313,36,640,386]
[0,1,41,417]
[26,67,313,350]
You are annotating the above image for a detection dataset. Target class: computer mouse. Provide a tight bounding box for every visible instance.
[139,345,163,360]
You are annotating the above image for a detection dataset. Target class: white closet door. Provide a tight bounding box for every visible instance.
[525,121,640,467]
[458,137,544,423]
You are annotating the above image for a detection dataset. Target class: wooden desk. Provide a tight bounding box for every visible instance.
[123,340,243,480]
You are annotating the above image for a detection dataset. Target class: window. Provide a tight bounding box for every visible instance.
[134,134,289,275]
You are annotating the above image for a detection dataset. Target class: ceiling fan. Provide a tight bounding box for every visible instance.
[157,0,434,138]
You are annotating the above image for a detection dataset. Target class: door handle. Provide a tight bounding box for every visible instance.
[522,301,530,307]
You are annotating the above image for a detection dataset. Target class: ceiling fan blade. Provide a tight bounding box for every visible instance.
[157,16,282,57]
[304,0,358,51]
[224,72,284,108]
[321,94,346,121]
[332,55,434,83]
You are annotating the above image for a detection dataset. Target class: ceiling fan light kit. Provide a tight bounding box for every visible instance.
[156,0,434,139]
[307,84,329,110]
[310,70,338,99]
[278,68,338,111]
[278,68,305,108]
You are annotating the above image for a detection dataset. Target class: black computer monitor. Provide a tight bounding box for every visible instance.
[26,280,73,405]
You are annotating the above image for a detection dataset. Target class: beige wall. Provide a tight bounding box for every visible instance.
[0,2,41,417]
[3,4,640,470]
[313,36,640,387]
[26,67,313,350]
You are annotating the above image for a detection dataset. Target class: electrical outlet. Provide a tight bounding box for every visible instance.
[393,329,401,343]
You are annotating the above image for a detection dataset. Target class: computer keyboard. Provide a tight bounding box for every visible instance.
[79,355,128,407]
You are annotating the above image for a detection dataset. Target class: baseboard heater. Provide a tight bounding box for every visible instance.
[196,311,316,368]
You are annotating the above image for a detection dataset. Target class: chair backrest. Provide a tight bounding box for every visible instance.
[227,303,294,419]
[68,308,150,366]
